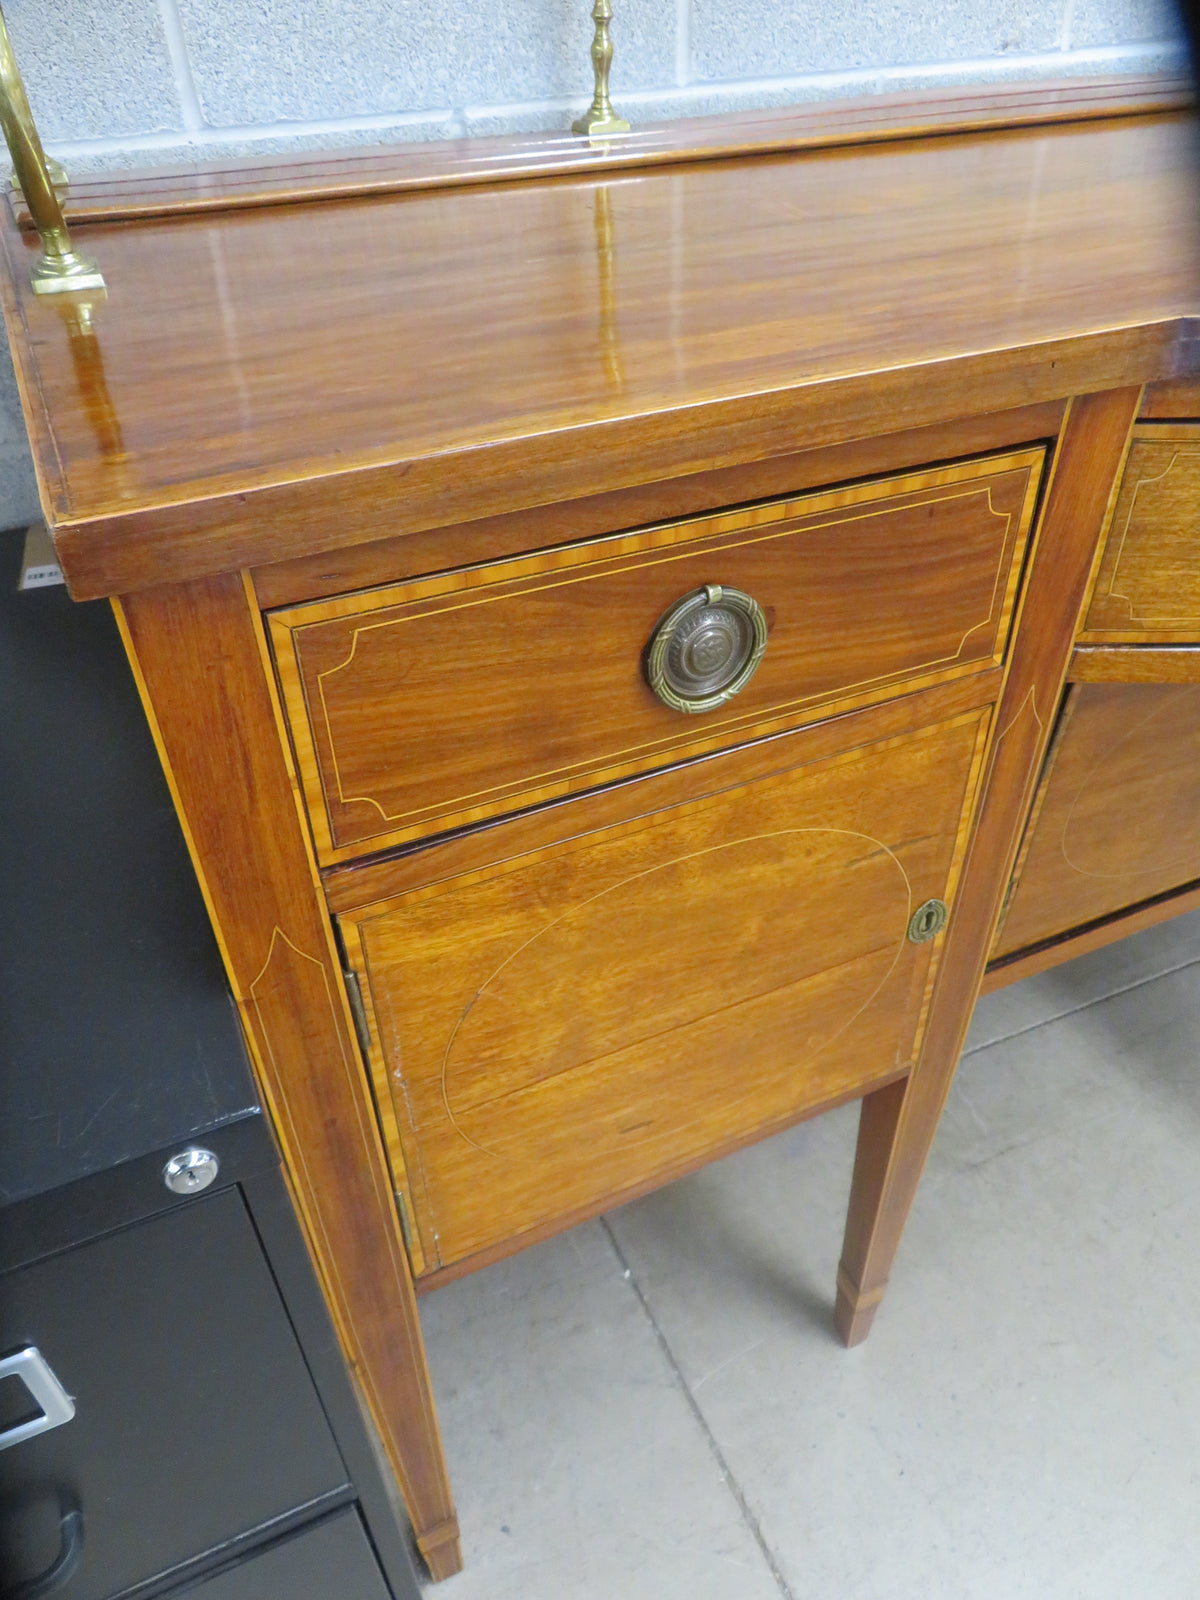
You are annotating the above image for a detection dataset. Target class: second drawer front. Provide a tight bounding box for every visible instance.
[341,706,989,1274]
[1083,425,1200,640]
[272,451,1041,861]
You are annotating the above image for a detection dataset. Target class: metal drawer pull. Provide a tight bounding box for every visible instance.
[0,1348,75,1451]
[3,1490,84,1599]
[646,584,768,714]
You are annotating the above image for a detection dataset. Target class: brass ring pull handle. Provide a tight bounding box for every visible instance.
[645,584,768,714]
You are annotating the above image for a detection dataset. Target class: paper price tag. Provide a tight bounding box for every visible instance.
[17,523,63,590]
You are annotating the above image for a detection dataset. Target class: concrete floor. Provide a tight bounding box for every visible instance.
[421,910,1200,1598]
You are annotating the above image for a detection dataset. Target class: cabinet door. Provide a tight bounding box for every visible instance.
[994,682,1200,959]
[342,708,989,1275]
[0,1190,349,1600]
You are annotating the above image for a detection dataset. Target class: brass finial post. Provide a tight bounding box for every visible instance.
[572,0,630,139]
[0,3,103,295]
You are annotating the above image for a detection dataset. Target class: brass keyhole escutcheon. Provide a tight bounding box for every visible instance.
[907,898,948,943]
[645,583,768,714]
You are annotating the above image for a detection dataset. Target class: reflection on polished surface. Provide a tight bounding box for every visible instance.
[57,299,125,463]
[594,185,622,391]
[1,108,1197,596]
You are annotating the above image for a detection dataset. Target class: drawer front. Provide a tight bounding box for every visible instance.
[182,1511,390,1600]
[272,451,1041,862]
[993,682,1200,959]
[341,706,989,1275]
[0,1190,348,1600]
[1083,427,1200,639]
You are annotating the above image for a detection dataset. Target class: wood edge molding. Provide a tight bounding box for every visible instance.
[251,400,1067,611]
[11,73,1193,227]
[0,223,68,526]
[1070,643,1200,681]
[51,324,1186,602]
[982,876,1200,992]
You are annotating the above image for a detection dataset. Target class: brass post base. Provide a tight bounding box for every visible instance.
[571,110,630,138]
[31,248,105,296]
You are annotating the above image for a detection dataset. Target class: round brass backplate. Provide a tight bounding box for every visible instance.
[645,584,768,714]
[907,898,948,943]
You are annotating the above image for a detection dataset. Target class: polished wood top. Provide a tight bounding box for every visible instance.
[2,107,1199,598]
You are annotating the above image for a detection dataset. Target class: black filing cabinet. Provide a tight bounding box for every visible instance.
[0,529,423,1600]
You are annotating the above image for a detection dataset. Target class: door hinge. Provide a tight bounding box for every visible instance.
[395,1188,415,1253]
[342,968,372,1056]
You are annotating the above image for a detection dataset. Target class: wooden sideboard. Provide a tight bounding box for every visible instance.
[4,75,1200,1580]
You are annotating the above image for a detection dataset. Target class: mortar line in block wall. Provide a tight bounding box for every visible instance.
[1061,0,1077,53]
[675,0,691,88]
[156,0,205,133]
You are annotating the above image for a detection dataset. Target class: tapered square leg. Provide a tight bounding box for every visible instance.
[829,388,1143,1350]
[835,1077,908,1346]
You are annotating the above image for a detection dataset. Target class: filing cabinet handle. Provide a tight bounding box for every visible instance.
[0,1347,75,1452]
[645,584,768,714]
[3,1489,84,1599]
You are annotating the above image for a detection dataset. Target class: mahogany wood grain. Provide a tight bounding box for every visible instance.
[983,876,1200,991]
[1140,377,1200,417]
[1,115,1196,601]
[1070,643,1200,681]
[1,96,1198,1582]
[834,386,1143,1345]
[1083,426,1200,639]
[113,574,461,1580]
[322,670,1002,914]
[994,683,1200,957]
[410,1068,897,1292]
[341,708,989,1272]
[272,453,1040,861]
[252,401,1065,610]
[988,684,1076,952]
[11,76,1189,227]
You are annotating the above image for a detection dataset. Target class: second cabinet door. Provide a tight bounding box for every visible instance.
[341,706,990,1275]
[994,681,1200,959]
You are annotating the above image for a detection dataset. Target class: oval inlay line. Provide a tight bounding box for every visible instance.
[437,827,913,1159]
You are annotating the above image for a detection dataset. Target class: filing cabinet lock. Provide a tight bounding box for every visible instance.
[163,1147,220,1195]
[907,898,948,943]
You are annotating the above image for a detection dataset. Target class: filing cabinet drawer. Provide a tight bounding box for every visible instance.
[339,699,990,1274]
[1083,426,1200,639]
[0,1189,349,1600]
[182,1511,390,1600]
[271,451,1041,862]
